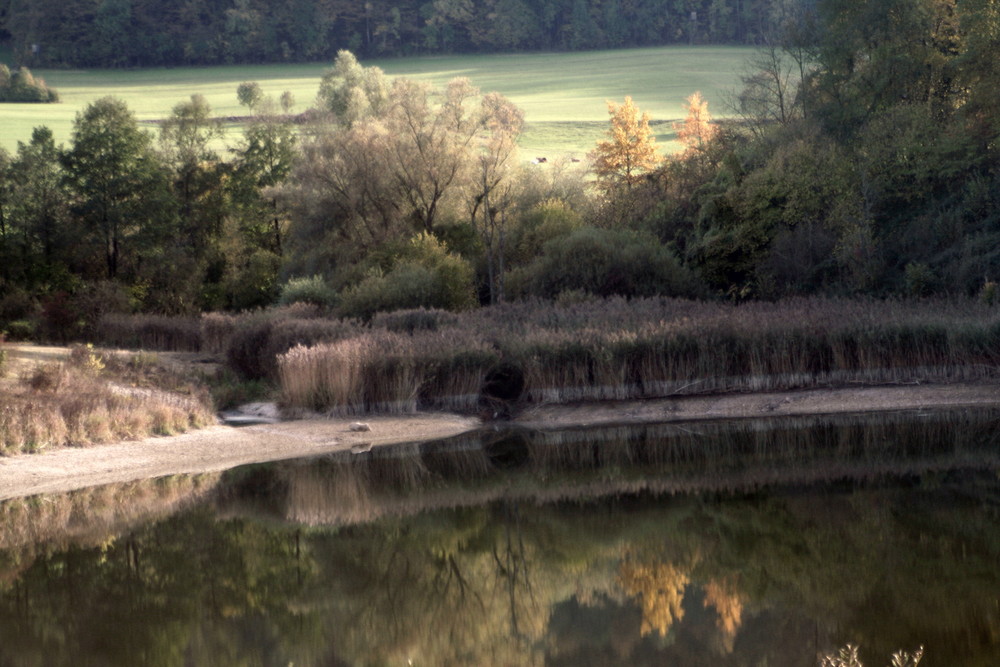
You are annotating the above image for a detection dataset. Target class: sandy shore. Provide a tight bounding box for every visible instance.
[2,381,999,501]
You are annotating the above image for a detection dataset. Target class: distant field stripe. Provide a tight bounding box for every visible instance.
[0,46,753,156]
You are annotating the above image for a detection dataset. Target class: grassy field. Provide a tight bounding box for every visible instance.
[0,46,754,159]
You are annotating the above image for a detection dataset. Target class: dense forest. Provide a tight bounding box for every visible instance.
[0,0,807,68]
[1,0,1000,343]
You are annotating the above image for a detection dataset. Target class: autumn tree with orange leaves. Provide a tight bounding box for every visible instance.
[590,96,660,195]
[675,91,718,154]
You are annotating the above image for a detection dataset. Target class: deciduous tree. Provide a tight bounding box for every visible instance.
[6,127,71,288]
[63,96,174,281]
[589,96,660,195]
[317,49,390,127]
[468,91,524,303]
[675,91,719,154]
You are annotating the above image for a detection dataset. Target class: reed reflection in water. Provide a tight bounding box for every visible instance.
[259,408,1000,527]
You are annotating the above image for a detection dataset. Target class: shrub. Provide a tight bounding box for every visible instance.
[226,311,362,380]
[39,292,80,343]
[200,312,239,355]
[0,287,37,325]
[339,233,476,320]
[278,275,339,309]
[506,198,584,267]
[0,65,59,103]
[224,249,282,311]
[275,295,1000,414]
[24,363,69,393]
[1,361,214,453]
[207,367,274,410]
[4,320,36,342]
[371,307,459,334]
[508,227,702,300]
[904,262,936,297]
[71,280,134,337]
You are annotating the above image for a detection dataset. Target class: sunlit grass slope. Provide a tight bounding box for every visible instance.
[0,46,754,158]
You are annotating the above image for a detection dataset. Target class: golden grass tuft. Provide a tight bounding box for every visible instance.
[0,353,216,455]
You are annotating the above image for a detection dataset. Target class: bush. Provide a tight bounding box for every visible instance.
[0,65,59,102]
[226,311,362,380]
[506,198,584,267]
[0,287,37,325]
[278,275,339,309]
[371,307,459,334]
[71,281,134,337]
[200,312,239,354]
[338,233,476,320]
[224,249,282,311]
[4,320,37,342]
[38,292,80,343]
[507,227,703,300]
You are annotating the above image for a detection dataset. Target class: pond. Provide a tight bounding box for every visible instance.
[1,408,999,666]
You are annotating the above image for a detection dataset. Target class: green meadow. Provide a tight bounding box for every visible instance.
[0,46,754,158]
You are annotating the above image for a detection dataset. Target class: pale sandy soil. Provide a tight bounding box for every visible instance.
[2,344,999,501]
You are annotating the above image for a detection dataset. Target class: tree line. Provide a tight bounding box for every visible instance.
[3,0,1000,342]
[0,0,807,68]
[623,0,1000,301]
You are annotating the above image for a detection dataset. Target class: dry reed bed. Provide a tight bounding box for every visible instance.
[0,353,216,455]
[96,313,203,352]
[276,297,1000,414]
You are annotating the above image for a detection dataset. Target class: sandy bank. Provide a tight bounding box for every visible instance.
[2,382,999,501]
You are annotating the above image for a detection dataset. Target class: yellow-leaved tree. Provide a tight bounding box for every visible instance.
[675,91,719,154]
[618,558,690,638]
[590,96,660,194]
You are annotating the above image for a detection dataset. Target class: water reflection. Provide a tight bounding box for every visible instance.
[0,409,998,666]
[240,408,1000,527]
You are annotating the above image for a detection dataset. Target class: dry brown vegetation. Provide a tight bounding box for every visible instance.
[275,296,1000,415]
[89,296,1000,417]
[0,344,216,455]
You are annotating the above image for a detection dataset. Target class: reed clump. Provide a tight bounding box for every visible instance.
[275,296,1000,414]
[95,313,202,351]
[0,347,215,455]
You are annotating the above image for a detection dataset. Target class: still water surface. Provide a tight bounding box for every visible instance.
[1,409,999,666]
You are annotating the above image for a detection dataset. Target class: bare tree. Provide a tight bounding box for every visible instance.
[386,77,485,234]
[468,92,524,304]
[729,41,803,138]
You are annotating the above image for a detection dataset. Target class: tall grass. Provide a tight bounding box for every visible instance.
[275,296,1000,414]
[0,348,216,455]
[95,313,203,351]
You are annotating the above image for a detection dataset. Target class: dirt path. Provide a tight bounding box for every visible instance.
[2,380,999,501]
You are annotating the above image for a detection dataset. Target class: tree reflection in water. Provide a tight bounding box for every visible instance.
[0,408,999,665]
